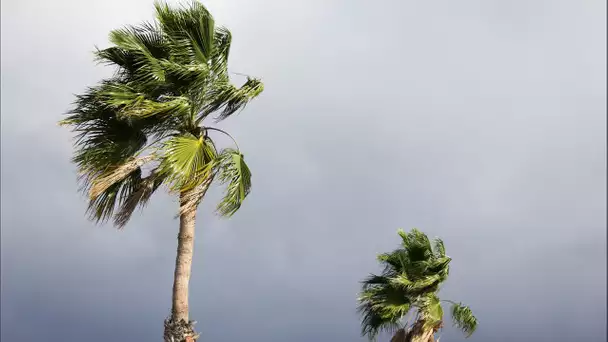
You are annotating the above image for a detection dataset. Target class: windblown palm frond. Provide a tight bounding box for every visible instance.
[113,170,166,228]
[158,133,217,191]
[215,149,252,217]
[200,77,264,122]
[85,167,143,223]
[450,302,478,338]
[61,0,263,227]
[358,229,478,341]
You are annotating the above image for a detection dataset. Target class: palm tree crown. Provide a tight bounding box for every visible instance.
[358,229,478,341]
[60,1,263,225]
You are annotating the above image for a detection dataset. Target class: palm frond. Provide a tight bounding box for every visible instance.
[114,169,165,228]
[154,0,215,63]
[358,275,414,340]
[432,238,446,258]
[89,155,156,199]
[200,77,264,122]
[63,94,148,180]
[357,300,402,341]
[108,22,168,85]
[94,46,137,80]
[361,274,391,289]
[97,83,191,120]
[416,293,443,330]
[86,167,142,223]
[158,133,216,191]
[215,149,251,217]
[450,302,478,338]
[211,26,231,73]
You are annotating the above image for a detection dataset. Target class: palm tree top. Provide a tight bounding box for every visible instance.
[358,229,478,340]
[60,0,263,227]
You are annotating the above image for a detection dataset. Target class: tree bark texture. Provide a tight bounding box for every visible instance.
[171,203,197,322]
[391,328,407,342]
[164,180,211,342]
[391,320,439,342]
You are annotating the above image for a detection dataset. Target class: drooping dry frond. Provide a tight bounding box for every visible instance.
[114,170,165,228]
[89,155,156,200]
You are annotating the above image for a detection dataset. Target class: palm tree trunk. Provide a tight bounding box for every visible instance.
[172,202,197,321]
[393,321,437,342]
[164,181,211,342]
[410,328,434,342]
[391,328,407,342]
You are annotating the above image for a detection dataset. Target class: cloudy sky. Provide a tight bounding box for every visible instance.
[1,0,606,341]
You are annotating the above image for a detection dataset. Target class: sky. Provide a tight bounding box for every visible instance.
[1,0,606,341]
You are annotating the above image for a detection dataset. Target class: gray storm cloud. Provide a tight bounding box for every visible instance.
[1,0,605,341]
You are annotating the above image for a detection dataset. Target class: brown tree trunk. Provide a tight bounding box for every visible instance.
[171,203,197,321]
[164,181,211,342]
[391,328,407,342]
[411,328,434,342]
[393,320,438,342]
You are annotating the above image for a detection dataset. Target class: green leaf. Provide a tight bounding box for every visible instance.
[154,0,215,63]
[159,133,216,191]
[432,238,446,257]
[199,77,264,122]
[417,293,443,329]
[108,22,168,84]
[98,83,191,119]
[450,302,478,338]
[215,149,252,217]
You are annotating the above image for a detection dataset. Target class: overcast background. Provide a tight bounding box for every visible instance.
[1,0,606,341]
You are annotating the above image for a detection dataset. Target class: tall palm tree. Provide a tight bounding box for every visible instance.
[358,229,478,342]
[59,2,263,341]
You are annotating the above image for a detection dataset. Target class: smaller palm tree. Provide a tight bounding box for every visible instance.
[358,229,478,342]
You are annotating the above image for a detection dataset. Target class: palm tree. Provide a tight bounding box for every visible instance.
[59,2,263,341]
[357,229,478,342]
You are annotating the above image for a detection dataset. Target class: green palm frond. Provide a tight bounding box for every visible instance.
[215,149,252,217]
[154,0,215,63]
[95,46,137,79]
[361,274,391,289]
[398,228,433,263]
[357,300,402,341]
[99,84,191,120]
[108,22,166,57]
[63,97,147,176]
[359,273,414,340]
[416,293,443,330]
[158,133,216,191]
[108,23,168,85]
[200,77,264,122]
[211,26,231,73]
[432,238,446,258]
[450,302,478,338]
